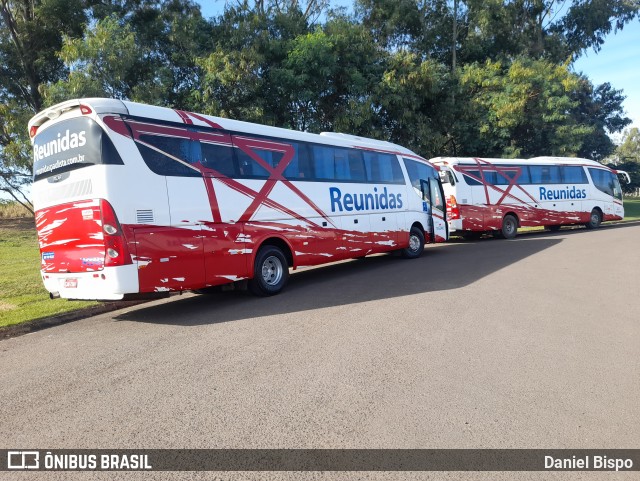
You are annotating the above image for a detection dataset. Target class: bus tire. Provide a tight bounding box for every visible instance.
[402,227,425,259]
[585,209,602,229]
[501,214,518,239]
[249,245,289,296]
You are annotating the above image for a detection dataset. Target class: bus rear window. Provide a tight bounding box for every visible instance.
[33,117,123,182]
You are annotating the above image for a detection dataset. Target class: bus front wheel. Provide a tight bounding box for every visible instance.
[501,214,518,239]
[585,209,602,230]
[249,245,289,296]
[402,227,425,259]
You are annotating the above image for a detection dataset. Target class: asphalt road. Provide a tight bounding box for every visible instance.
[1,223,639,481]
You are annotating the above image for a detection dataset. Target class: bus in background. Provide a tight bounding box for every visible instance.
[29,98,447,301]
[430,156,629,240]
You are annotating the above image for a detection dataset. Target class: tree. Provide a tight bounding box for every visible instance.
[373,51,452,157]
[457,57,593,157]
[460,0,640,64]
[0,0,89,211]
[43,15,146,102]
[44,1,212,108]
[615,127,640,164]
[571,79,631,160]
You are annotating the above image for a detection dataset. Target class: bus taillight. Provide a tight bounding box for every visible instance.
[99,199,132,267]
[447,195,460,220]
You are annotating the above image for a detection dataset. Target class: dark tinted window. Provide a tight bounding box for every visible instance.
[235,147,271,178]
[363,152,404,184]
[589,168,617,197]
[460,169,482,186]
[502,165,531,184]
[138,134,200,177]
[200,143,236,177]
[310,145,366,182]
[562,166,588,184]
[404,158,438,189]
[529,165,562,184]
[33,117,123,181]
[336,148,366,181]
[283,143,313,180]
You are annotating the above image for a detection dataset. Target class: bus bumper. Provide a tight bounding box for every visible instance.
[41,264,139,301]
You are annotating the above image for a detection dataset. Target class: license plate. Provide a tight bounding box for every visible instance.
[64,278,78,288]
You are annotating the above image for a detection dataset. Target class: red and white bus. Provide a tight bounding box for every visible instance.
[431,156,629,240]
[29,98,448,300]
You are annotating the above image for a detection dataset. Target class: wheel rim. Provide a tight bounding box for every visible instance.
[409,234,420,252]
[261,255,283,286]
[591,212,599,225]
[505,219,515,235]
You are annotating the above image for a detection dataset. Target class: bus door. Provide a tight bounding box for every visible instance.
[420,178,448,243]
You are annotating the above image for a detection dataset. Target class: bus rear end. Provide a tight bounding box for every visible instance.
[30,99,139,300]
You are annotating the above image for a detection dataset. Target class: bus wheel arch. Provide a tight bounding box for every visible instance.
[402,223,425,259]
[585,207,603,229]
[248,237,292,296]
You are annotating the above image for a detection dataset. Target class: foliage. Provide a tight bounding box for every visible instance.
[458,57,592,157]
[615,127,640,163]
[608,128,640,194]
[44,15,145,102]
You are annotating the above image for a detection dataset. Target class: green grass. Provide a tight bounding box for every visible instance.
[623,196,640,221]
[0,218,96,328]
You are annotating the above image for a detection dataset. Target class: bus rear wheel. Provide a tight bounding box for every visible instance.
[585,209,602,229]
[501,214,518,239]
[402,227,425,259]
[249,245,289,296]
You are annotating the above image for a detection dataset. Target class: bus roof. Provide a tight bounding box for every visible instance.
[430,156,612,169]
[30,98,422,159]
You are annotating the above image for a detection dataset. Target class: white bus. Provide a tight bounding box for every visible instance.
[30,98,448,300]
[430,156,629,239]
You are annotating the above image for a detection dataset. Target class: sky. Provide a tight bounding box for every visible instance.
[573,23,640,133]
[198,0,640,133]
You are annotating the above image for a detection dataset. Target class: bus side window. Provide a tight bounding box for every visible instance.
[562,166,588,184]
[200,142,237,177]
[335,148,365,182]
[501,165,529,184]
[529,166,544,184]
[588,168,615,197]
[403,158,437,191]
[483,171,497,185]
[461,170,482,186]
[311,145,334,180]
[364,152,404,184]
[137,134,200,177]
[283,142,313,180]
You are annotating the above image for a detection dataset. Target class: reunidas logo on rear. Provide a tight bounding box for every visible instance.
[32,116,104,180]
[33,129,87,162]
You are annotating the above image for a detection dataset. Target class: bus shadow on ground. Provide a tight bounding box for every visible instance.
[114,233,566,327]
